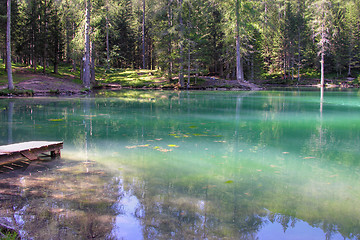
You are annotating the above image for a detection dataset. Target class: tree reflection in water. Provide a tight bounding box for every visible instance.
[0,158,118,239]
[1,91,360,239]
[0,154,357,239]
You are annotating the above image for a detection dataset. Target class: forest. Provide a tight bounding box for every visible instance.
[1,0,360,88]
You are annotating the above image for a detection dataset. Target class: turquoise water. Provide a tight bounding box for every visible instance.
[0,90,360,239]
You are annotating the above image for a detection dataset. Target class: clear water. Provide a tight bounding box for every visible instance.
[0,90,360,239]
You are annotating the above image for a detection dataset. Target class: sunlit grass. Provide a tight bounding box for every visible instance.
[96,67,167,87]
[1,61,201,89]
[0,62,34,86]
[0,62,168,88]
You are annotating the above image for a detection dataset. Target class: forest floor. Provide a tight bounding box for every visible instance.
[0,67,85,96]
[10,74,84,95]
[1,66,358,96]
[0,68,263,96]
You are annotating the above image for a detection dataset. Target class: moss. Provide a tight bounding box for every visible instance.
[0,227,19,240]
[49,89,60,95]
[0,88,34,96]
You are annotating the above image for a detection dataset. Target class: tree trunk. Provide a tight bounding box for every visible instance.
[235,0,244,83]
[106,14,110,70]
[283,52,287,79]
[178,0,184,87]
[54,61,58,74]
[250,54,254,81]
[43,0,48,74]
[83,0,91,88]
[66,17,71,63]
[297,28,301,82]
[53,38,59,74]
[320,51,324,87]
[72,59,77,72]
[142,0,146,69]
[6,0,14,90]
[348,61,351,77]
[320,22,325,87]
[187,40,191,88]
[91,41,95,85]
[167,2,172,81]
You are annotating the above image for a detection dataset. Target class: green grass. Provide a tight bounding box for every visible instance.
[35,64,82,84]
[0,63,34,86]
[260,68,359,86]
[97,68,168,88]
[0,60,211,89]
[0,63,224,90]
[0,62,83,86]
[0,88,34,96]
[0,62,170,89]
[0,228,19,240]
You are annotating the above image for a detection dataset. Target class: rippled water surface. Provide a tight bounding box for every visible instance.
[1,90,360,239]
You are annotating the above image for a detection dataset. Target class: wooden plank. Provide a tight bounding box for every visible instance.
[0,141,63,166]
[3,165,14,170]
[21,151,38,161]
[11,163,23,167]
[0,152,25,165]
[0,141,63,154]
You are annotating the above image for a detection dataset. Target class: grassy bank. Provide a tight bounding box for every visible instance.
[1,61,359,90]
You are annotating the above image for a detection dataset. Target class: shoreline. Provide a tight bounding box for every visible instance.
[1,74,358,97]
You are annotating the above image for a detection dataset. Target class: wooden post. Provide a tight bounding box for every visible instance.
[51,149,61,159]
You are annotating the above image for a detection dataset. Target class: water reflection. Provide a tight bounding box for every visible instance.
[7,101,14,144]
[0,90,360,239]
[110,178,143,240]
[0,158,117,239]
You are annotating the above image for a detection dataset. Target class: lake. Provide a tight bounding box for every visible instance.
[0,89,360,239]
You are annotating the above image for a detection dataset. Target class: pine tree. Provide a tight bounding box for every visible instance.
[7,0,14,90]
[344,0,360,76]
[309,0,334,86]
[83,0,91,88]
[48,2,63,74]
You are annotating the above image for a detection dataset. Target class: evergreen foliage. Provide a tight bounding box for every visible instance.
[0,0,359,85]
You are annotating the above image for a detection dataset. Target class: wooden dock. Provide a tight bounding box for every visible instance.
[0,141,63,165]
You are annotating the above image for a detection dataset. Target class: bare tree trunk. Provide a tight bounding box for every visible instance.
[106,14,110,70]
[91,41,95,85]
[297,28,301,82]
[347,39,353,76]
[320,51,324,87]
[66,20,71,63]
[83,0,91,88]
[43,0,48,74]
[32,32,37,72]
[178,0,184,87]
[7,0,14,90]
[142,0,146,69]
[72,59,77,72]
[250,54,254,81]
[235,0,244,83]
[283,51,287,79]
[168,2,172,81]
[320,22,325,87]
[187,40,191,88]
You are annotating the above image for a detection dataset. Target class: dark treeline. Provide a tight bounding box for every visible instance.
[1,0,360,86]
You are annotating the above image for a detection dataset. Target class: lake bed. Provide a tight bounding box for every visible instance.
[0,90,359,239]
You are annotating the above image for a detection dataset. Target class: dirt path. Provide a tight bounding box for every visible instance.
[1,73,84,96]
[1,71,263,96]
[199,77,263,91]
